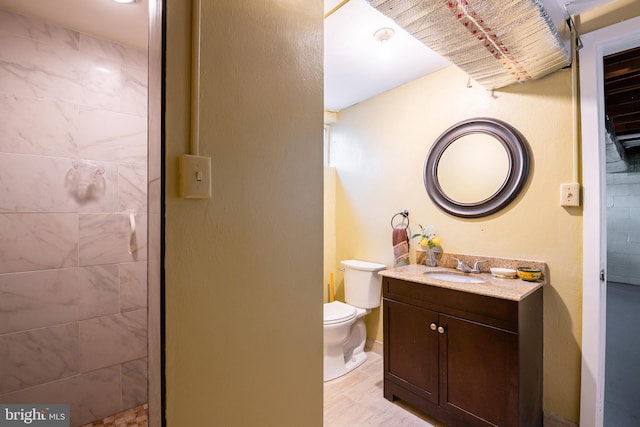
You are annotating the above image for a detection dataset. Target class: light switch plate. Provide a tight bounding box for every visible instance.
[179,154,211,199]
[560,183,580,207]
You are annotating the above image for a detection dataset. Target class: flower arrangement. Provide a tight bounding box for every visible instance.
[411,224,441,249]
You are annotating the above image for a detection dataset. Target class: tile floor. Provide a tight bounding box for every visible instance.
[324,351,445,427]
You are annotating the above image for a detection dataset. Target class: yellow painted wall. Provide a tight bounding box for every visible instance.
[578,0,640,34]
[164,1,324,425]
[324,166,336,303]
[329,66,582,422]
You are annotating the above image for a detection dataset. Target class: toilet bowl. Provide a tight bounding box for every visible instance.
[323,301,368,381]
[323,259,386,381]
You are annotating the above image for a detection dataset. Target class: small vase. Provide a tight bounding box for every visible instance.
[420,246,437,267]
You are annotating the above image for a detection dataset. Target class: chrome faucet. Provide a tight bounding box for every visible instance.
[453,258,487,273]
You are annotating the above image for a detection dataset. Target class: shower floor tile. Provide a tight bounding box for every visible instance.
[80,403,148,427]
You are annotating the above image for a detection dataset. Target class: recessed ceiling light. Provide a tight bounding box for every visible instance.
[113,0,136,4]
[373,27,395,44]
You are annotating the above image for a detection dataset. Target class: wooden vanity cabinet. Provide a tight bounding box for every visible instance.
[383,277,543,427]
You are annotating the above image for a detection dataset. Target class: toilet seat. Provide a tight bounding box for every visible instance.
[324,301,357,325]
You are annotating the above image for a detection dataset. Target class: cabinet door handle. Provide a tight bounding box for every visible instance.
[430,323,437,331]
[437,326,446,334]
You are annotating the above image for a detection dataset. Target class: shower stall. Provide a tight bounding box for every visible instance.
[0,9,149,426]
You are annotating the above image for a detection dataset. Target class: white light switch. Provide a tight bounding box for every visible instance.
[179,154,211,199]
[560,183,580,207]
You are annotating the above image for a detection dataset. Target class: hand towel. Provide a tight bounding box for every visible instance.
[392,228,410,265]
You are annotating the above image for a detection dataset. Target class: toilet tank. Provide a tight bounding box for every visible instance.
[341,259,387,309]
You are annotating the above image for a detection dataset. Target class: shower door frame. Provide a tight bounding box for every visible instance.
[579,16,640,427]
[147,0,164,425]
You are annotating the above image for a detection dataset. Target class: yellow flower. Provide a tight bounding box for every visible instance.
[411,224,442,249]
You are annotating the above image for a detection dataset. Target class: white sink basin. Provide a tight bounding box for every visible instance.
[425,272,485,284]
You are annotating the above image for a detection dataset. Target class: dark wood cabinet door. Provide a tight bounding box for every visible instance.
[439,314,519,427]
[384,299,439,404]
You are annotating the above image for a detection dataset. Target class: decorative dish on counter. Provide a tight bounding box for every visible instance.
[516,267,542,281]
[490,267,517,279]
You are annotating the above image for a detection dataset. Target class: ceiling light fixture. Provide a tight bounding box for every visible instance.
[373,27,395,44]
[113,0,136,4]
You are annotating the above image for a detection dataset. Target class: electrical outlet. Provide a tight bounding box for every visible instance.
[179,154,211,199]
[560,183,580,207]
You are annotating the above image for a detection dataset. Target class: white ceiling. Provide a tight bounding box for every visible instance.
[0,0,617,111]
[324,0,451,111]
[0,0,148,50]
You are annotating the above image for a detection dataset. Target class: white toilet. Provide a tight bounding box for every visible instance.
[323,259,386,381]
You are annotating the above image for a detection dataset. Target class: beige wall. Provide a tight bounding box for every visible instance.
[329,66,582,422]
[578,0,640,34]
[164,1,324,426]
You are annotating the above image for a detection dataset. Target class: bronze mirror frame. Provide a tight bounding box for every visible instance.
[424,118,530,218]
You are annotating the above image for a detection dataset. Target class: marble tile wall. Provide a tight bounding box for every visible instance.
[0,9,148,427]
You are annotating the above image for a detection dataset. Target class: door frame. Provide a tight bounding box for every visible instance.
[579,16,640,427]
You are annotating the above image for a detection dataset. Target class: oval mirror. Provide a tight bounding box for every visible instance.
[424,118,530,218]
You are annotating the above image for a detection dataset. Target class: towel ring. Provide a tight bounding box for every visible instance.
[391,210,409,229]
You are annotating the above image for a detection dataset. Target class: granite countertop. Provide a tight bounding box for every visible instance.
[379,264,545,301]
